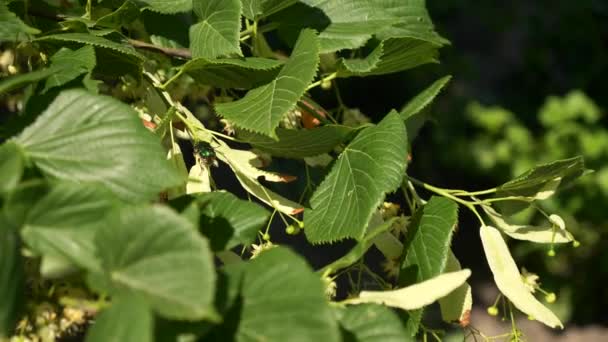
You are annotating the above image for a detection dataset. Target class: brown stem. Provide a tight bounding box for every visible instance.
[126,39,192,59]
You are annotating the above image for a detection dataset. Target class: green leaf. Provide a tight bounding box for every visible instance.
[0,67,60,95]
[236,247,340,342]
[320,217,397,275]
[238,125,353,158]
[36,33,144,62]
[85,295,153,342]
[482,205,572,244]
[190,0,242,59]
[438,251,472,325]
[215,29,320,138]
[242,0,298,20]
[2,181,50,228]
[95,205,218,321]
[0,142,24,194]
[196,191,270,251]
[495,156,586,215]
[372,0,448,45]
[336,304,412,342]
[42,45,97,93]
[95,0,140,28]
[401,75,451,142]
[0,2,39,42]
[181,57,283,89]
[398,196,458,335]
[14,89,183,202]
[0,220,24,338]
[337,37,439,77]
[137,0,193,14]
[305,111,408,243]
[20,182,118,274]
[349,270,471,310]
[479,225,563,328]
[298,0,398,53]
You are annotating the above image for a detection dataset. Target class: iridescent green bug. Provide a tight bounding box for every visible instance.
[194,141,218,167]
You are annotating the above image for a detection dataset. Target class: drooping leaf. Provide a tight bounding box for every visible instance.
[337,37,439,77]
[349,270,471,310]
[242,0,298,20]
[479,225,563,328]
[0,219,24,338]
[0,2,39,42]
[37,33,144,62]
[0,67,60,95]
[95,205,219,321]
[482,205,572,244]
[236,247,341,342]
[401,75,451,142]
[195,191,270,251]
[95,0,141,29]
[14,89,183,202]
[238,125,354,158]
[215,142,297,183]
[495,156,586,215]
[215,29,319,138]
[372,0,448,45]
[398,196,458,335]
[336,304,412,342]
[190,0,242,59]
[42,45,97,93]
[320,217,397,275]
[181,57,283,89]
[438,251,472,326]
[85,295,153,342]
[186,163,212,194]
[232,168,304,215]
[305,111,408,243]
[137,0,193,14]
[0,142,24,194]
[20,182,118,274]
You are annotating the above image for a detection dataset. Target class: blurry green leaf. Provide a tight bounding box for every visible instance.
[496,156,586,215]
[399,196,458,334]
[298,0,398,53]
[305,111,408,243]
[238,125,353,158]
[2,181,50,228]
[320,217,397,274]
[438,251,472,325]
[21,182,118,273]
[0,2,39,42]
[86,295,153,342]
[137,0,192,13]
[401,75,451,142]
[95,205,218,321]
[336,304,412,342]
[236,247,340,342]
[190,0,242,59]
[196,191,270,251]
[0,142,24,194]
[0,220,24,338]
[181,57,283,89]
[0,67,59,95]
[539,91,601,126]
[337,37,439,77]
[42,46,97,93]
[349,270,471,310]
[14,89,183,202]
[242,0,298,20]
[215,29,319,138]
[482,205,572,244]
[96,0,140,28]
[479,225,563,328]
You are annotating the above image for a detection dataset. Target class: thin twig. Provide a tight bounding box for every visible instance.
[127,39,192,59]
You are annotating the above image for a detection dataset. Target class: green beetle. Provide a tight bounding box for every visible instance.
[194,141,218,167]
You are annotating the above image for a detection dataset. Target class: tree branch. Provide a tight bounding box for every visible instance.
[126,39,192,59]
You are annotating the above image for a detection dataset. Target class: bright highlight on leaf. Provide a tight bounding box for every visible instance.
[479,225,563,329]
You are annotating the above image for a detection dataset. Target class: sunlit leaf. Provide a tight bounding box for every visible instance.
[479,225,563,328]
[190,0,242,59]
[349,270,471,310]
[215,29,319,138]
[305,111,407,243]
[14,89,183,202]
